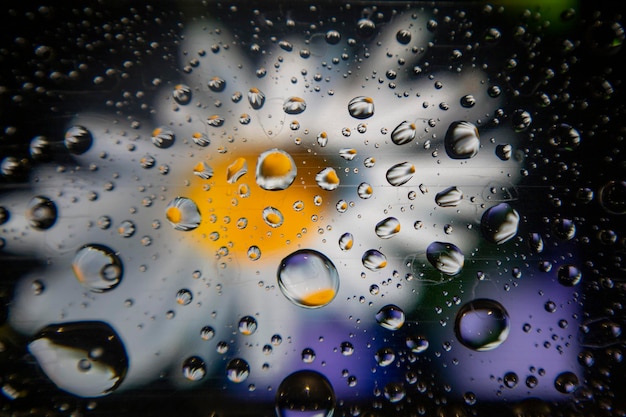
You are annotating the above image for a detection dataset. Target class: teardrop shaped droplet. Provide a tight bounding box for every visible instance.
[454,299,510,351]
[277,249,339,308]
[480,203,520,244]
[28,321,129,397]
[386,162,415,186]
[391,121,417,145]
[165,197,201,231]
[248,88,266,110]
[435,186,463,207]
[72,244,123,293]
[426,241,464,276]
[339,232,354,251]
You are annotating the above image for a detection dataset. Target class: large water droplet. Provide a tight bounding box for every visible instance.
[554,371,579,394]
[28,321,128,397]
[390,121,417,145]
[226,157,248,183]
[275,370,335,417]
[256,149,297,191]
[172,84,192,104]
[454,299,510,351]
[386,162,415,186]
[480,203,520,244]
[362,249,387,271]
[375,217,401,239]
[226,358,249,383]
[182,356,206,381]
[444,121,479,159]
[315,167,340,191]
[165,197,201,231]
[283,97,307,114]
[348,96,374,119]
[248,88,266,110]
[72,244,123,293]
[599,180,626,215]
[426,241,464,276]
[65,125,93,155]
[435,186,463,208]
[376,305,405,330]
[151,127,175,149]
[357,182,374,199]
[26,196,58,230]
[557,265,582,287]
[208,76,226,92]
[339,232,354,251]
[238,316,258,335]
[277,249,339,308]
[262,206,284,228]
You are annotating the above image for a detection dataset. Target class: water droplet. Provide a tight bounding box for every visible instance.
[117,220,135,238]
[325,29,341,45]
[72,244,123,293]
[554,372,579,394]
[140,154,156,168]
[557,265,582,287]
[386,162,415,186]
[247,245,261,261]
[426,241,464,276]
[460,95,476,108]
[65,125,93,155]
[226,157,248,183]
[511,109,532,132]
[275,370,335,417]
[375,347,395,366]
[193,161,214,179]
[339,148,357,161]
[348,96,374,119]
[208,76,226,92]
[151,127,175,149]
[317,132,329,147]
[226,358,249,383]
[362,249,387,271]
[256,149,297,190]
[480,203,520,244]
[435,186,463,207]
[357,182,374,199]
[283,97,306,114]
[238,316,258,335]
[383,382,406,403]
[553,218,576,240]
[340,342,354,356]
[375,217,401,239]
[176,289,193,305]
[200,326,215,341]
[182,356,206,381]
[356,18,376,38]
[262,206,284,228]
[406,336,429,353]
[548,123,581,150]
[28,321,128,397]
[454,299,510,351]
[503,372,519,388]
[207,115,225,127]
[26,196,57,230]
[166,197,201,231]
[396,29,412,44]
[495,144,512,161]
[376,305,405,330]
[172,84,192,104]
[192,132,210,147]
[339,232,354,251]
[248,88,265,110]
[315,167,340,191]
[277,249,339,308]
[445,121,480,159]
[301,347,316,363]
[390,121,417,145]
[599,180,626,214]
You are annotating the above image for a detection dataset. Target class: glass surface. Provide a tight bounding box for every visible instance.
[1,1,625,416]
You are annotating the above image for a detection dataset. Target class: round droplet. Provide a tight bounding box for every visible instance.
[208,76,226,92]
[325,29,341,45]
[277,249,340,308]
[406,336,429,353]
[557,265,582,287]
[480,203,520,244]
[301,347,316,363]
[375,347,395,367]
[193,161,214,180]
[444,121,480,159]
[454,299,510,351]
[348,96,374,119]
[172,84,192,104]
[26,196,57,230]
[176,289,193,305]
[166,197,201,231]
[72,244,123,293]
[247,245,261,261]
[375,217,401,239]
[192,132,210,147]
[426,241,464,276]
[182,356,206,381]
[248,88,265,110]
[140,154,156,168]
[383,382,406,403]
[548,123,581,150]
[396,29,412,44]
[386,162,415,186]
[65,125,93,155]
[503,372,518,388]
[376,305,405,330]
[460,95,476,108]
[238,316,258,335]
[495,144,512,161]
[226,358,250,383]
[117,220,135,238]
[390,121,417,145]
[435,186,463,207]
[262,206,284,228]
[28,321,128,397]
[275,371,335,417]
[362,249,387,271]
[599,180,626,215]
[256,149,297,191]
[357,182,373,199]
[340,342,354,356]
[30,136,53,161]
[511,109,532,132]
[151,127,175,149]
[356,18,376,38]
[200,326,215,341]
[283,97,306,114]
[339,232,354,251]
[554,372,579,394]
[553,218,576,240]
[315,167,340,191]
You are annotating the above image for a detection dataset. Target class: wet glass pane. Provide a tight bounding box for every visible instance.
[1,1,625,416]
